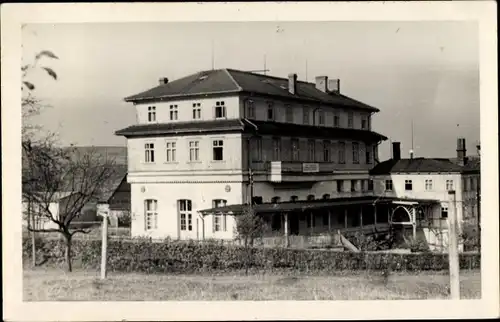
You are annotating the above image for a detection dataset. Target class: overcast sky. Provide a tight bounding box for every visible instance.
[22,21,479,160]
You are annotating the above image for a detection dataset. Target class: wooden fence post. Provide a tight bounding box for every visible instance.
[448,190,460,299]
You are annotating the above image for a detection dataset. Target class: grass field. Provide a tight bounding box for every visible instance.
[23,268,481,301]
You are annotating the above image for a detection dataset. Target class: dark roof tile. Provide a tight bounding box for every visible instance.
[370,157,479,175]
[125,69,379,112]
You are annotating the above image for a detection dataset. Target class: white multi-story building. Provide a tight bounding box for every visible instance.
[116,69,480,251]
[116,69,387,241]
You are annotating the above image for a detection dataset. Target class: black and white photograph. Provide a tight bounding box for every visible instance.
[2,2,498,321]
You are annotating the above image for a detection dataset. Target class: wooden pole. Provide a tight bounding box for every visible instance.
[100,209,109,280]
[344,208,348,229]
[284,212,289,247]
[448,190,460,299]
[412,208,417,240]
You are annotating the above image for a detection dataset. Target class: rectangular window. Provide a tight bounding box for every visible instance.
[303,107,310,125]
[361,118,367,130]
[147,106,156,122]
[215,101,226,119]
[333,113,340,127]
[405,179,413,191]
[385,180,393,191]
[368,179,374,191]
[323,140,331,162]
[318,110,325,125]
[347,112,354,128]
[446,180,454,191]
[267,102,275,121]
[144,199,158,230]
[337,180,344,192]
[189,141,199,162]
[365,145,372,164]
[307,140,315,162]
[165,141,176,162]
[352,142,359,164]
[285,105,293,122]
[338,142,346,164]
[291,139,300,161]
[272,138,281,161]
[252,137,263,161]
[169,104,178,121]
[212,140,224,161]
[144,143,155,163]
[192,103,201,120]
[179,199,192,231]
[425,179,433,191]
[213,199,227,232]
[246,100,255,119]
[271,214,282,231]
[441,206,448,219]
[351,180,357,192]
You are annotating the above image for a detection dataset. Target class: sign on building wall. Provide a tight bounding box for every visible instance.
[302,163,320,173]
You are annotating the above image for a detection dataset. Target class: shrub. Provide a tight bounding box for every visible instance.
[22,237,481,274]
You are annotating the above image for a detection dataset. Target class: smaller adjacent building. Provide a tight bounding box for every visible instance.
[369,139,480,251]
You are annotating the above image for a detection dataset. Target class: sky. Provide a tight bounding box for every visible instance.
[22,21,480,160]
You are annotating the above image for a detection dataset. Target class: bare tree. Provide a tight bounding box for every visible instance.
[21,48,59,267]
[23,147,117,272]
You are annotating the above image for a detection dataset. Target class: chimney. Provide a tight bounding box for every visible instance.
[392,142,401,160]
[288,73,298,95]
[315,76,328,92]
[327,79,340,93]
[159,77,169,85]
[457,137,467,166]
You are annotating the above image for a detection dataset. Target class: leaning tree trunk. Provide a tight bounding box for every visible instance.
[64,234,73,272]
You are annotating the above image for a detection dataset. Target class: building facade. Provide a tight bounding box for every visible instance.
[370,140,481,251]
[116,69,387,240]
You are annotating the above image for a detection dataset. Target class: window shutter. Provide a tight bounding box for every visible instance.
[212,213,215,233]
[223,214,227,232]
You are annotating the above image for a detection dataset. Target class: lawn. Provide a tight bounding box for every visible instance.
[23,268,481,301]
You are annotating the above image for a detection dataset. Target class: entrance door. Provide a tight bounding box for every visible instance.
[290,213,300,235]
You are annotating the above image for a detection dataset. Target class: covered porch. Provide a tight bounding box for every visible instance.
[199,196,439,249]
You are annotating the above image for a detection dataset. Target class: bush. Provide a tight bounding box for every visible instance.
[22,238,481,274]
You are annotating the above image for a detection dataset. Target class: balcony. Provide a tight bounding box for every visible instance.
[251,161,370,182]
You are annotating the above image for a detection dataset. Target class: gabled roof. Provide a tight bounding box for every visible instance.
[370,157,480,175]
[124,69,380,112]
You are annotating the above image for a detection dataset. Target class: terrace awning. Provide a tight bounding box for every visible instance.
[198,196,439,216]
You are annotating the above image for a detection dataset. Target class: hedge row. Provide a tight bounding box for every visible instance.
[22,238,480,274]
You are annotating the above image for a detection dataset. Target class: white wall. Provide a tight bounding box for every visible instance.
[130,182,244,240]
[135,95,240,124]
[22,201,59,230]
[372,173,467,226]
[127,133,243,173]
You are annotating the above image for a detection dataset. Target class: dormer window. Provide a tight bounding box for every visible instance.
[169,105,178,121]
[215,101,226,119]
[267,102,275,121]
[147,106,156,122]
